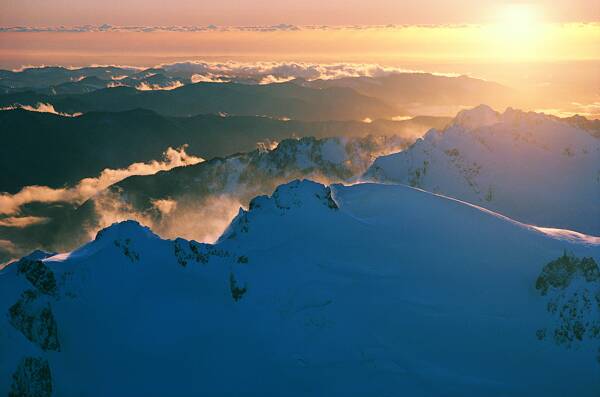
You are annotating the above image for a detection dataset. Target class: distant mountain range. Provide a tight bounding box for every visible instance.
[1,65,519,117]
[0,81,399,120]
[0,108,448,192]
[1,180,598,395]
[300,73,516,113]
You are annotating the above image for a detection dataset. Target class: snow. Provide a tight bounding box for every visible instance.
[364,105,600,235]
[1,180,599,396]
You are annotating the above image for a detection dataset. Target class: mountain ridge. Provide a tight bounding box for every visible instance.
[1,180,598,395]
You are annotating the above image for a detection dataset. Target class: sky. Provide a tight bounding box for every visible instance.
[0,0,598,93]
[2,0,599,25]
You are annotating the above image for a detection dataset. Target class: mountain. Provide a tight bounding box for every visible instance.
[0,81,400,121]
[300,73,517,116]
[1,180,598,396]
[363,105,600,235]
[0,135,411,263]
[0,66,139,93]
[0,108,448,192]
[0,66,521,119]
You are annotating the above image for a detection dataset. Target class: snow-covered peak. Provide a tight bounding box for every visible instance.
[219,179,338,243]
[242,179,338,217]
[266,179,338,211]
[21,249,56,262]
[364,107,600,235]
[452,104,500,129]
[93,220,160,243]
[1,181,599,395]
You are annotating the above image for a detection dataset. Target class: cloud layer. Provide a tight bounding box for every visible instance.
[164,60,459,82]
[0,24,305,33]
[4,23,597,33]
[0,146,203,216]
[1,103,83,117]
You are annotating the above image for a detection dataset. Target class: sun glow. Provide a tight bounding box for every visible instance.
[487,3,546,59]
[498,4,540,33]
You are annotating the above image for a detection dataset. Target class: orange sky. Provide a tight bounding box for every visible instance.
[0,1,598,112]
[2,0,599,25]
[1,23,598,67]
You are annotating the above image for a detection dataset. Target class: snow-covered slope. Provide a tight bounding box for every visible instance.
[79,135,409,243]
[363,105,600,235]
[1,180,599,396]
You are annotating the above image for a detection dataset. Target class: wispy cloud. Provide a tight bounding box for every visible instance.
[0,146,203,215]
[135,81,184,91]
[0,239,17,254]
[0,216,50,228]
[6,23,597,34]
[165,60,460,82]
[0,24,302,33]
[1,103,83,117]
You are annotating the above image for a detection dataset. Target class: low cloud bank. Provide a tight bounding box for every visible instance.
[135,81,184,91]
[90,193,243,245]
[1,103,82,117]
[0,24,302,33]
[168,60,459,82]
[6,61,461,86]
[0,146,203,216]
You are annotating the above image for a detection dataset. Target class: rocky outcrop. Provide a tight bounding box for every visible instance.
[229,273,247,302]
[535,253,600,296]
[173,238,230,267]
[9,289,60,351]
[114,238,140,262]
[17,259,57,296]
[9,356,53,397]
[535,253,600,348]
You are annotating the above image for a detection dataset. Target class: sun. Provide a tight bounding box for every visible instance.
[486,3,546,60]
[498,4,540,36]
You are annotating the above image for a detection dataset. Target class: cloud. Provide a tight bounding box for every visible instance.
[156,196,243,243]
[535,102,600,119]
[1,103,83,117]
[0,216,50,228]
[9,64,143,73]
[135,81,184,91]
[107,81,127,88]
[151,198,178,215]
[10,23,596,34]
[256,139,279,152]
[0,146,203,216]
[0,239,17,254]
[89,192,242,245]
[164,60,457,82]
[0,24,301,33]
[84,135,412,245]
[190,73,229,83]
[6,61,463,87]
[258,75,296,85]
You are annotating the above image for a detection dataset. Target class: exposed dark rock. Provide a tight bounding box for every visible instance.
[535,253,600,349]
[229,273,247,302]
[315,186,338,210]
[114,238,140,262]
[173,239,229,267]
[535,253,599,296]
[9,356,53,397]
[16,259,57,296]
[8,289,60,351]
